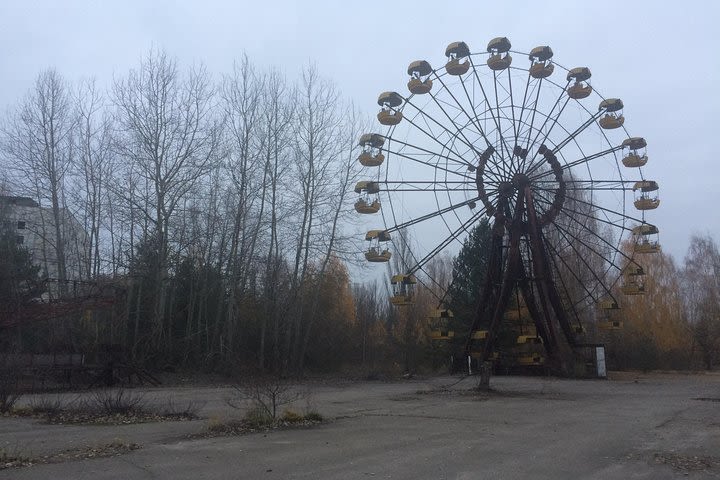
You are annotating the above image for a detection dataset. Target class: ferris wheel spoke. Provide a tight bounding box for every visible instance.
[515,72,538,149]
[383,197,486,234]
[506,68,519,151]
[561,192,646,227]
[384,145,475,181]
[528,145,624,182]
[406,209,487,276]
[401,96,480,167]
[531,192,632,269]
[544,246,591,328]
[544,218,622,290]
[491,71,515,163]
[542,234,608,312]
[434,71,493,149]
[532,193,633,238]
[520,83,572,173]
[393,102,476,169]
[455,71,514,178]
[381,181,481,192]
[533,180,632,192]
[468,57,514,165]
[525,112,606,178]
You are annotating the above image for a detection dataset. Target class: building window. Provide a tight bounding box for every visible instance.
[16,235,24,245]
[17,221,26,230]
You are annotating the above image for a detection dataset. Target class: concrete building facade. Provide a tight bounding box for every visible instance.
[0,195,89,292]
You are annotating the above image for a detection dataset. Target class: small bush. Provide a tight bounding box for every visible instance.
[207,417,244,434]
[160,398,203,420]
[0,372,21,414]
[90,388,146,415]
[280,409,304,423]
[243,406,273,428]
[304,411,323,422]
[29,394,66,416]
[0,446,32,469]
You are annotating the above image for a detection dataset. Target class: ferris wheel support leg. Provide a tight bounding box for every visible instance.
[477,195,526,365]
[517,275,554,353]
[525,188,575,376]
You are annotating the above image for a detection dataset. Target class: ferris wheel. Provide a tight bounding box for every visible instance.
[354,38,660,372]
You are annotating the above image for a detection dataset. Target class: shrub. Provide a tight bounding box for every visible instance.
[0,371,21,413]
[280,409,304,423]
[90,388,146,415]
[304,410,323,422]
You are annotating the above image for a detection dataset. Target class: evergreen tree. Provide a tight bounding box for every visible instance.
[0,219,42,312]
[447,218,493,333]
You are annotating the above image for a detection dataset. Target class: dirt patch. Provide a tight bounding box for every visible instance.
[192,417,325,439]
[12,408,198,426]
[653,452,720,472]
[1,440,141,471]
[388,394,422,401]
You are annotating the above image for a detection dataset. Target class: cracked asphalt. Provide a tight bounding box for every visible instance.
[1,372,719,479]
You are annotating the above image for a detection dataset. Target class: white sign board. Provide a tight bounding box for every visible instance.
[596,346,607,378]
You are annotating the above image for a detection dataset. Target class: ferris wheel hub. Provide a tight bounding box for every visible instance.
[511,173,530,189]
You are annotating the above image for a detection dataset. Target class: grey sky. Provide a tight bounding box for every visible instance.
[1,0,718,275]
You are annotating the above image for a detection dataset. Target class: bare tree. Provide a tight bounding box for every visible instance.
[219,55,265,355]
[72,78,114,278]
[1,69,76,295]
[683,234,720,369]
[112,50,221,354]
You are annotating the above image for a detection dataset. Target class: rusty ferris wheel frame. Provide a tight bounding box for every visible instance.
[354,38,660,373]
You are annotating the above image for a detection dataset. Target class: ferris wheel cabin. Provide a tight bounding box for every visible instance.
[445,41,471,76]
[632,223,661,254]
[407,60,434,94]
[364,230,391,263]
[377,91,404,126]
[358,133,385,167]
[633,180,660,210]
[529,46,554,78]
[598,98,624,129]
[622,137,648,168]
[390,274,417,306]
[567,67,593,99]
[487,37,512,71]
[428,308,455,340]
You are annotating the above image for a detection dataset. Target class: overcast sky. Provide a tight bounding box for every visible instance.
[1,0,718,277]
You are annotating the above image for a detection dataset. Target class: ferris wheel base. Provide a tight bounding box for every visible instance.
[457,344,607,379]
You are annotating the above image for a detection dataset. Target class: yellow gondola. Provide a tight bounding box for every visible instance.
[621,137,648,168]
[516,355,545,366]
[376,91,403,126]
[517,335,542,345]
[354,198,380,214]
[487,37,512,71]
[567,67,592,99]
[623,262,645,277]
[390,274,417,306]
[364,230,391,263]
[598,320,623,330]
[633,180,660,210]
[529,46,554,79]
[471,330,488,340]
[633,223,661,254]
[598,98,624,129]
[445,42,470,76]
[357,133,385,167]
[407,60,433,94]
[430,330,455,341]
[621,280,645,295]
[598,298,620,310]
